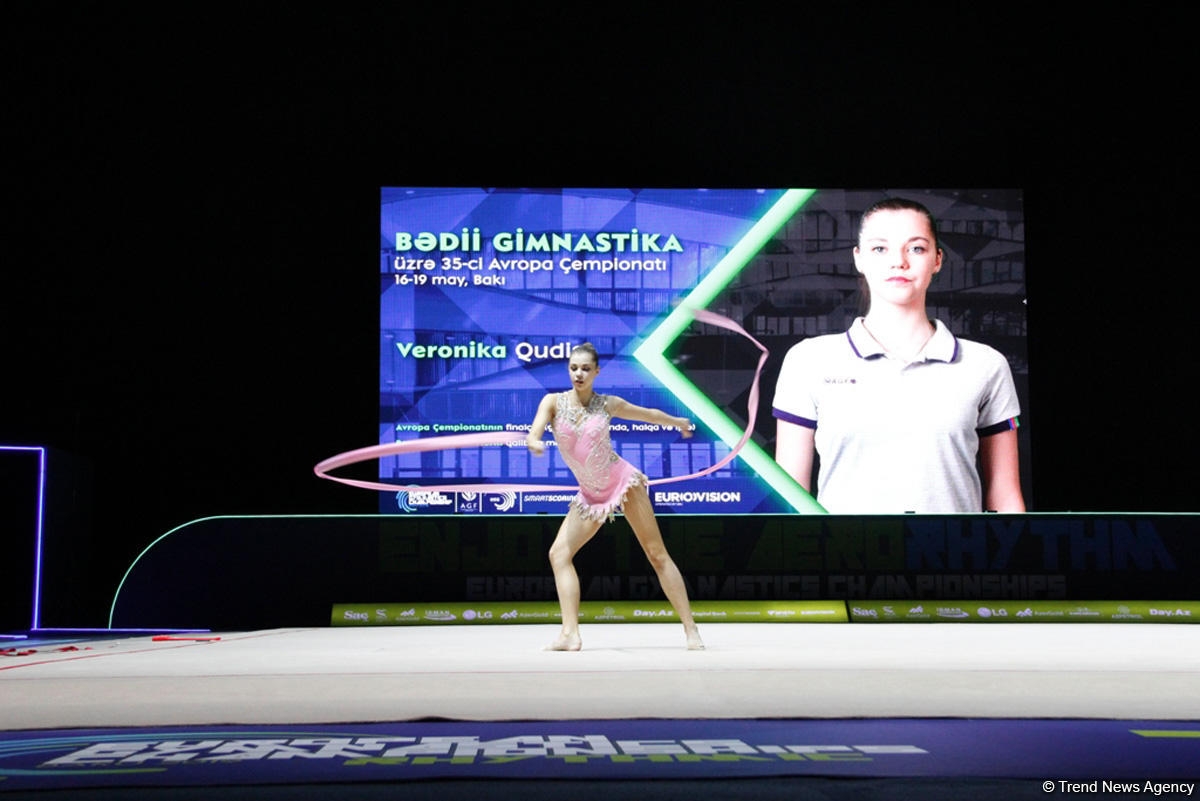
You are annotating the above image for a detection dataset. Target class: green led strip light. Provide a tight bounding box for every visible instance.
[633,188,825,514]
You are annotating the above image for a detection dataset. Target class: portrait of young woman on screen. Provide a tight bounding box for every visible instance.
[772,197,1025,514]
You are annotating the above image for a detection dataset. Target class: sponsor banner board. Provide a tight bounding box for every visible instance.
[331,600,849,626]
[847,600,1200,623]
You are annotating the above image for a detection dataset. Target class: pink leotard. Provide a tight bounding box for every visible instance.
[553,392,644,522]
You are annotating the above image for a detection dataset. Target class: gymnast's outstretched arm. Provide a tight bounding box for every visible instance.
[525,393,556,456]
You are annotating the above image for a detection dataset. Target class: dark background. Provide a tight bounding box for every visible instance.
[3,5,1194,628]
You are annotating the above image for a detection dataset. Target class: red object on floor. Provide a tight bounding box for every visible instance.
[151,636,222,642]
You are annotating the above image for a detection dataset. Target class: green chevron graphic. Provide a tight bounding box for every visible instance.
[633,189,825,514]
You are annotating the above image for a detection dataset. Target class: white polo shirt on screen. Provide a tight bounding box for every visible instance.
[772,318,1020,514]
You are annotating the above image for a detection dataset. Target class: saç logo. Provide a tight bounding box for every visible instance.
[491,492,517,512]
[343,611,368,622]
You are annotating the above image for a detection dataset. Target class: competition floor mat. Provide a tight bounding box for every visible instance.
[2,625,1198,798]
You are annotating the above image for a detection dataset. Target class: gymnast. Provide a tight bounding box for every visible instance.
[525,342,705,651]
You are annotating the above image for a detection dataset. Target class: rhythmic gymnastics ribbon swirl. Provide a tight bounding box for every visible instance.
[314,308,768,493]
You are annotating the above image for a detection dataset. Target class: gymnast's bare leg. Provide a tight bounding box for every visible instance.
[623,484,705,650]
[545,505,603,651]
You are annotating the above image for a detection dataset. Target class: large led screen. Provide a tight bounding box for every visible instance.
[379,188,1029,515]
